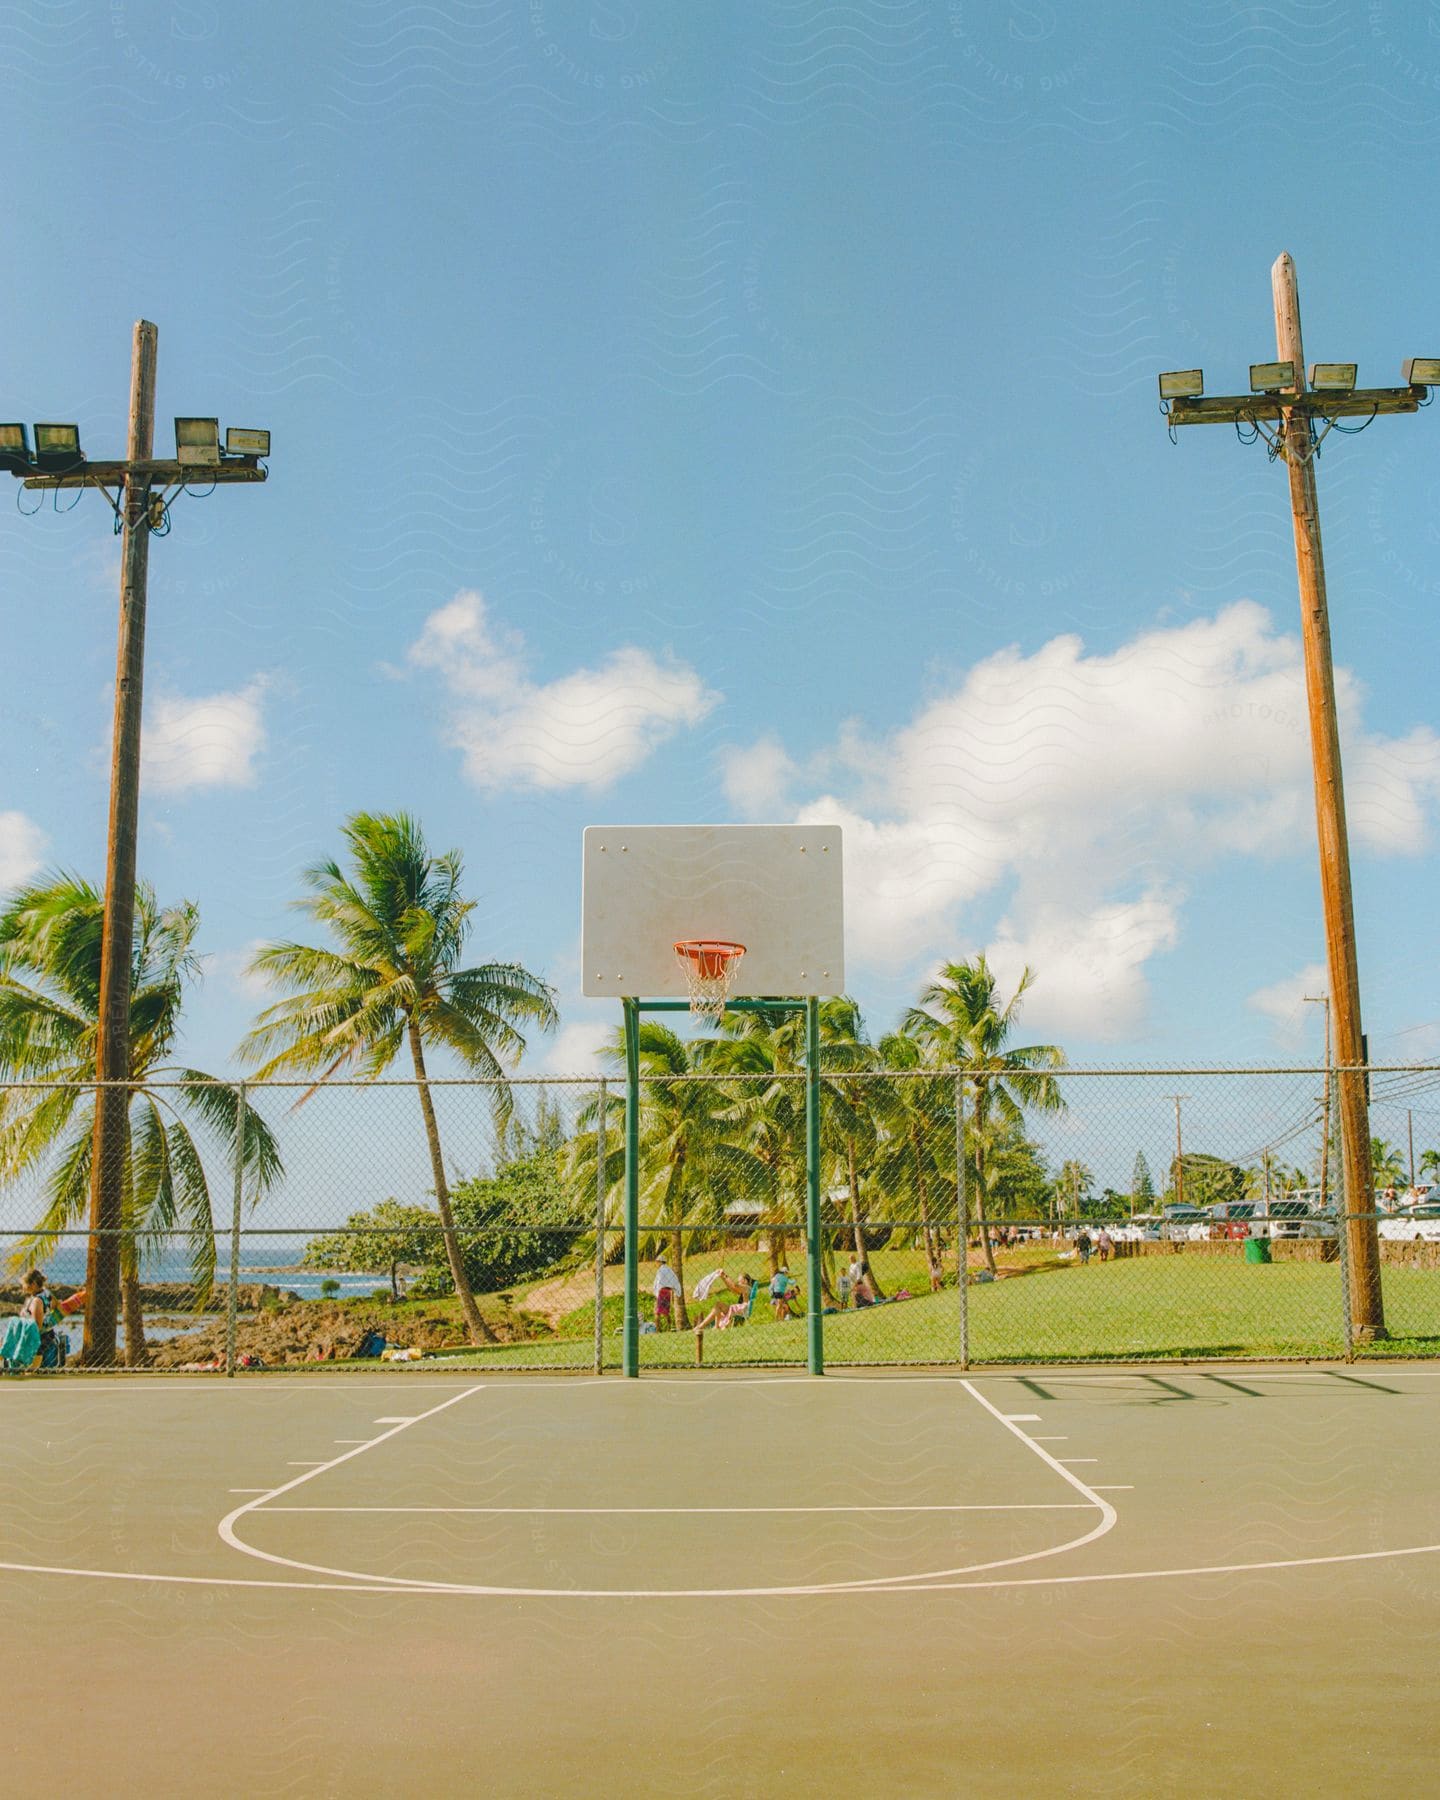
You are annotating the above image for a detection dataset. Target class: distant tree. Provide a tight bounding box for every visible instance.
[1056,1159,1094,1221]
[1130,1151,1156,1209]
[1370,1137,1407,1188]
[319,1278,341,1299]
[1095,1188,1128,1219]
[1420,1148,1440,1183]
[904,956,1065,1276]
[303,1198,439,1302]
[1167,1152,1245,1211]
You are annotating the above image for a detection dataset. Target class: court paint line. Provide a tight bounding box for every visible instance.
[215,1385,484,1576]
[261,1502,1095,1516]
[6,1536,1440,1599]
[1093,1486,1134,1491]
[216,1375,1123,1598]
[1003,1413,1042,1421]
[374,1416,418,1423]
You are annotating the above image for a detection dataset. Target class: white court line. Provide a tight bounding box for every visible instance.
[1003,1413,1042,1421]
[261,1502,1094,1516]
[215,1377,1121,1598]
[2,1378,1436,1597]
[5,1538,1438,1599]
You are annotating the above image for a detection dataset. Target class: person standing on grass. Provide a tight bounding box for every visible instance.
[652,1255,683,1330]
[1076,1229,1092,1266]
[1096,1228,1113,1264]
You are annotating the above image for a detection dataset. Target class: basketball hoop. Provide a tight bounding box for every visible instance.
[673,939,746,1022]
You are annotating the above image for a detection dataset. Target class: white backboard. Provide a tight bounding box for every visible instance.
[581,824,844,998]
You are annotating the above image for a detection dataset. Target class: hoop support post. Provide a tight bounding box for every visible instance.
[622,997,641,1380]
[805,996,824,1377]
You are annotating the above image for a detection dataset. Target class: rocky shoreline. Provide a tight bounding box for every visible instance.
[148,1292,546,1368]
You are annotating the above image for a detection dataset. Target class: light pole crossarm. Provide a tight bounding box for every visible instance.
[1166,388,1422,427]
[21,459,267,490]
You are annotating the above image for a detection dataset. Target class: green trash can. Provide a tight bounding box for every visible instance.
[1243,1235,1271,1264]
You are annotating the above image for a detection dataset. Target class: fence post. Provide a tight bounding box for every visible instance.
[594,1079,608,1375]
[955,1070,969,1371]
[805,997,823,1377]
[225,1080,245,1378]
[1333,1066,1356,1364]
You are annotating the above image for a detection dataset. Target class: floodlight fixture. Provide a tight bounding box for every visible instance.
[1158,369,1204,401]
[1249,362,1295,393]
[175,417,220,466]
[1402,358,1440,387]
[224,426,270,457]
[32,423,84,469]
[0,424,33,474]
[1308,363,1357,393]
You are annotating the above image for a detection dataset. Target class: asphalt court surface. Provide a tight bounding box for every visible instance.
[3,1367,1439,1795]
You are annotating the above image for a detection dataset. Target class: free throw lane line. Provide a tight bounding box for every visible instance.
[217,1377,1120,1597]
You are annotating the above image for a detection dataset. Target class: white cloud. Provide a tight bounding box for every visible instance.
[534,1018,613,1076]
[754,602,1440,1038]
[408,591,718,792]
[203,941,273,1000]
[719,735,797,818]
[142,679,268,793]
[990,892,1183,1041]
[0,812,46,892]
[1247,963,1328,1047]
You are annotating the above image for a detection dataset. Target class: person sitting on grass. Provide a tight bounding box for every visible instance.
[769,1265,802,1320]
[694,1272,757,1332]
[851,1263,881,1307]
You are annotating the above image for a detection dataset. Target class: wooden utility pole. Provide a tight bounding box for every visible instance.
[4,324,270,1366]
[1156,254,1431,1340]
[1408,1110,1415,1188]
[1271,255,1381,1337]
[84,321,157,1366]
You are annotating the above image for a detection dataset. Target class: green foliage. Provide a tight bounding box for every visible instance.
[1131,1150,1156,1205]
[302,1198,439,1277]
[319,1278,341,1299]
[1167,1152,1246,1210]
[1370,1137,1408,1187]
[0,874,281,1296]
[444,1149,586,1295]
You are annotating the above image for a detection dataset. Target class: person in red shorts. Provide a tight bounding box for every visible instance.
[652,1255,682,1329]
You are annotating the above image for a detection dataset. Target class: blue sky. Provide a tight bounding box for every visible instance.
[3,0,1439,1153]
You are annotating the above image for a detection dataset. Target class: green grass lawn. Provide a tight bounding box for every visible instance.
[419,1254,1440,1369]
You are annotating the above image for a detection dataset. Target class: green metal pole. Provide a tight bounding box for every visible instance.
[623,998,641,1378]
[806,996,824,1376]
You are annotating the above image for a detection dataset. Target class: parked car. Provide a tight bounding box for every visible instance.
[1160,1204,1209,1241]
[1113,1215,1161,1243]
[1208,1200,1258,1241]
[1260,1195,1337,1241]
[1378,1201,1440,1245]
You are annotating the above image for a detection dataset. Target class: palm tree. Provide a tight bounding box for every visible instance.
[239,813,558,1346]
[706,1009,812,1275]
[814,999,882,1291]
[904,956,1066,1276]
[0,875,281,1365]
[1369,1136,1408,1190]
[874,1030,953,1291]
[571,1023,763,1328]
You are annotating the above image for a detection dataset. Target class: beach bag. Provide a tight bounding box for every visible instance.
[39,1327,67,1369]
[355,1329,386,1359]
[0,1314,41,1370]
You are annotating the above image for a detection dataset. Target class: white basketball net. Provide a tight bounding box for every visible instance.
[675,941,745,1023]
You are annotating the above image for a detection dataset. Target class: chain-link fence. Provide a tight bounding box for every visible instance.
[1,1067,1437,1373]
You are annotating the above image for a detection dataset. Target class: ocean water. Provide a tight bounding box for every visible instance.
[3,1238,387,1299]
